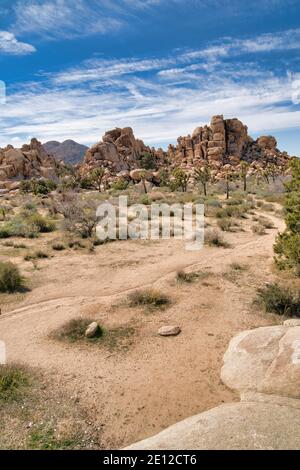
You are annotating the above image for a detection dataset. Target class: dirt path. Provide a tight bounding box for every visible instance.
[0,212,284,448]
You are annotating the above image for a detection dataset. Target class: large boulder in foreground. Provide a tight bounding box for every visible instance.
[125,402,300,450]
[221,325,300,399]
[125,322,300,450]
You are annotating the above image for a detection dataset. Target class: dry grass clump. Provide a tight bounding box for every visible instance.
[229,262,248,272]
[205,229,229,248]
[217,218,233,232]
[176,269,211,284]
[24,250,49,261]
[256,283,300,317]
[51,318,103,343]
[128,288,170,308]
[251,224,266,236]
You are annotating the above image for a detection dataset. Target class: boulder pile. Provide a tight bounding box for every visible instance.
[0,138,62,192]
[168,115,290,172]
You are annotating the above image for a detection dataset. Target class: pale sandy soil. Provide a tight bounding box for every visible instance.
[0,210,285,449]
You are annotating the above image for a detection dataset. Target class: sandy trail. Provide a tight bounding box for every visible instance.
[0,212,284,448]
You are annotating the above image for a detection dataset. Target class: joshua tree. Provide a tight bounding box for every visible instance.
[139,170,148,194]
[224,167,236,200]
[172,168,190,192]
[267,163,279,183]
[240,161,249,192]
[194,164,211,196]
[90,167,105,192]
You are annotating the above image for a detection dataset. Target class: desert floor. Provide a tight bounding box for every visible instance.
[0,199,287,449]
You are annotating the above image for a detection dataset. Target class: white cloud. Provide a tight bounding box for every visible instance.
[0,30,36,55]
[1,27,299,149]
[13,0,123,40]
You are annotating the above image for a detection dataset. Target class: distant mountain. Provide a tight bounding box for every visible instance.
[43,140,88,165]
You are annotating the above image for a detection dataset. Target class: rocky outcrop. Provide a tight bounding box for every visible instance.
[125,321,300,450]
[81,127,157,175]
[168,115,289,171]
[43,140,88,165]
[0,138,62,189]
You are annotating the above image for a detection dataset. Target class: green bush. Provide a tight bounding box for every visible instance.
[111,178,129,191]
[274,159,300,273]
[138,152,156,170]
[0,213,55,239]
[27,214,55,233]
[256,283,300,317]
[0,364,30,401]
[20,179,57,195]
[0,262,24,293]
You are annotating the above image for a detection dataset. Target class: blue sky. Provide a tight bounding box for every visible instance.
[0,0,300,154]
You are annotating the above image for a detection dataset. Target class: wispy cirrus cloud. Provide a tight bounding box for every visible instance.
[0,30,36,55]
[12,0,123,40]
[1,27,299,148]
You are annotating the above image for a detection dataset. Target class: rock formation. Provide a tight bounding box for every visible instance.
[0,138,63,192]
[81,127,158,174]
[43,140,88,165]
[0,116,291,190]
[125,320,300,450]
[168,115,289,171]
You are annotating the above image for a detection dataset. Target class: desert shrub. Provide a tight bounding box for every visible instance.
[255,216,275,229]
[261,203,275,212]
[128,288,170,308]
[138,151,156,170]
[205,198,221,207]
[176,270,206,284]
[274,159,300,273]
[0,262,24,293]
[20,179,57,195]
[58,177,80,192]
[22,200,37,212]
[79,177,93,190]
[111,177,129,191]
[217,218,233,232]
[57,195,99,239]
[14,243,27,249]
[274,232,300,272]
[256,283,300,317]
[229,262,248,271]
[52,243,66,251]
[67,239,86,249]
[216,204,249,219]
[0,364,30,401]
[27,214,55,233]
[52,318,103,342]
[139,194,151,205]
[0,212,55,239]
[226,198,244,206]
[205,229,228,247]
[24,251,49,261]
[252,224,266,236]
